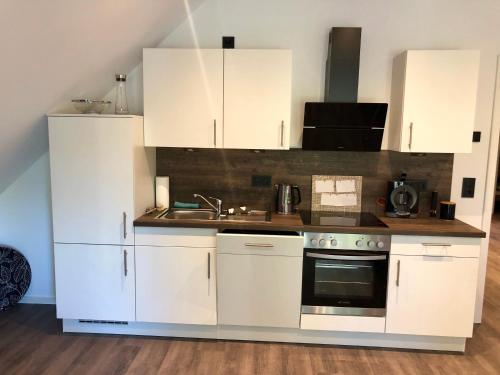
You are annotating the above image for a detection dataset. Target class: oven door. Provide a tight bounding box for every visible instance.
[301,249,388,317]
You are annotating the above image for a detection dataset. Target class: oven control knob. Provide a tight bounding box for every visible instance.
[318,239,326,247]
[310,238,318,247]
[355,240,363,247]
[330,239,338,247]
[377,241,385,249]
[367,240,376,248]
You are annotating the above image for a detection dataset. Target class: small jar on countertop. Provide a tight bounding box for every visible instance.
[439,201,456,220]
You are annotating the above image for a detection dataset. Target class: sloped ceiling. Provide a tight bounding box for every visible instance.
[0,0,205,194]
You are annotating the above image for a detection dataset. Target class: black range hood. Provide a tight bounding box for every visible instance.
[302,27,388,151]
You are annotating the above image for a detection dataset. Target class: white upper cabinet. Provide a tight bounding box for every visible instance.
[143,48,292,150]
[48,115,154,245]
[223,49,292,149]
[143,49,224,148]
[388,50,480,153]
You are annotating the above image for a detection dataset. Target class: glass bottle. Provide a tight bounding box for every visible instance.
[115,74,129,114]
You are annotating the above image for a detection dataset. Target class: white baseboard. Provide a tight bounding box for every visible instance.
[62,319,467,352]
[20,295,56,305]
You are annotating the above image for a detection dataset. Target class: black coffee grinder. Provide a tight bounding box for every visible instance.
[385,173,421,218]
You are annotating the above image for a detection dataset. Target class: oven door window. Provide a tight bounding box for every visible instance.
[302,250,388,309]
[314,259,374,299]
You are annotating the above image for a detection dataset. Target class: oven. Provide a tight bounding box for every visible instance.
[301,232,390,317]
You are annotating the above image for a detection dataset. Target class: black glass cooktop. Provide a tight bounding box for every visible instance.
[300,210,388,228]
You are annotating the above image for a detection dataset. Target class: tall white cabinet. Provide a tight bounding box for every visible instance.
[388,50,480,153]
[143,48,292,150]
[48,114,155,321]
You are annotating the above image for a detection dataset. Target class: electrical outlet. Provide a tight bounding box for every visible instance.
[473,131,481,142]
[461,177,476,198]
[251,175,271,187]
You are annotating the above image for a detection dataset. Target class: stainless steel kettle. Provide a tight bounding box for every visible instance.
[275,184,301,214]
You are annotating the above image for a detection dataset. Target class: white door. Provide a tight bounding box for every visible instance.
[223,49,292,149]
[217,254,302,328]
[386,254,478,337]
[54,243,135,321]
[49,116,134,245]
[143,48,224,148]
[135,246,216,325]
[401,50,480,153]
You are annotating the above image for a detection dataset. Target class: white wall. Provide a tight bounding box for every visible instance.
[0,153,54,303]
[0,0,206,194]
[126,0,500,321]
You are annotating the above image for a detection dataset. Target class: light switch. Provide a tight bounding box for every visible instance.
[461,178,476,198]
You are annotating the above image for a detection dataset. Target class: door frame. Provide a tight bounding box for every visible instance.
[476,56,500,321]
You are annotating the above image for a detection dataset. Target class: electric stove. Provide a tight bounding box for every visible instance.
[300,210,388,228]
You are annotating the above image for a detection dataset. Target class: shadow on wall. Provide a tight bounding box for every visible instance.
[0,152,55,302]
[0,115,49,195]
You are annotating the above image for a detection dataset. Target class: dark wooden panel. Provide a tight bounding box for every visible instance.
[156,148,453,216]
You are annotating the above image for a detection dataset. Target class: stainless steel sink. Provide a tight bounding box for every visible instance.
[158,208,270,222]
[159,208,218,220]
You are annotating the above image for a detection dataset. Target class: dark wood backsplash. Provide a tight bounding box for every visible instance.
[156,148,453,216]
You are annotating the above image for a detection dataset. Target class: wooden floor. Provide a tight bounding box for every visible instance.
[2,221,500,375]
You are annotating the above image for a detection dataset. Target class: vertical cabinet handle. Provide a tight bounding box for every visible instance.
[207,252,211,279]
[123,212,127,239]
[396,259,401,287]
[213,119,217,147]
[408,122,413,150]
[123,249,128,277]
[280,121,284,147]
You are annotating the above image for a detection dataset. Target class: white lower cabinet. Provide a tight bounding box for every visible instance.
[54,243,135,321]
[386,237,480,338]
[216,232,303,328]
[135,245,216,325]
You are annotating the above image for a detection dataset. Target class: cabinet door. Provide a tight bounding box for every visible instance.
[223,49,292,149]
[49,116,134,245]
[143,49,223,148]
[217,254,302,328]
[386,254,478,337]
[135,246,216,325]
[400,50,480,153]
[54,244,135,321]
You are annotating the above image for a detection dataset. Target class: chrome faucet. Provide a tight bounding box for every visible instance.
[193,194,223,216]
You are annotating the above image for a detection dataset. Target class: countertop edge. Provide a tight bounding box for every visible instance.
[133,214,486,239]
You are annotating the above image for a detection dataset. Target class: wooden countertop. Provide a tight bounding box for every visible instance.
[134,211,486,238]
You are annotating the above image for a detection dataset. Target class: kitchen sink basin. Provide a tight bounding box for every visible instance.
[158,209,270,222]
[160,209,218,220]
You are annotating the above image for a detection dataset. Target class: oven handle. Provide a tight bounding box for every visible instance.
[306,252,387,261]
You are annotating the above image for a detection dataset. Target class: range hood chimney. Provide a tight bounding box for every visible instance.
[325,27,361,103]
[302,27,388,152]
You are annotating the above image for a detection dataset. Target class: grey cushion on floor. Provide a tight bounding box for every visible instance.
[0,246,31,311]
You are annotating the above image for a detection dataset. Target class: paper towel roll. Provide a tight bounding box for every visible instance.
[155,176,169,209]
